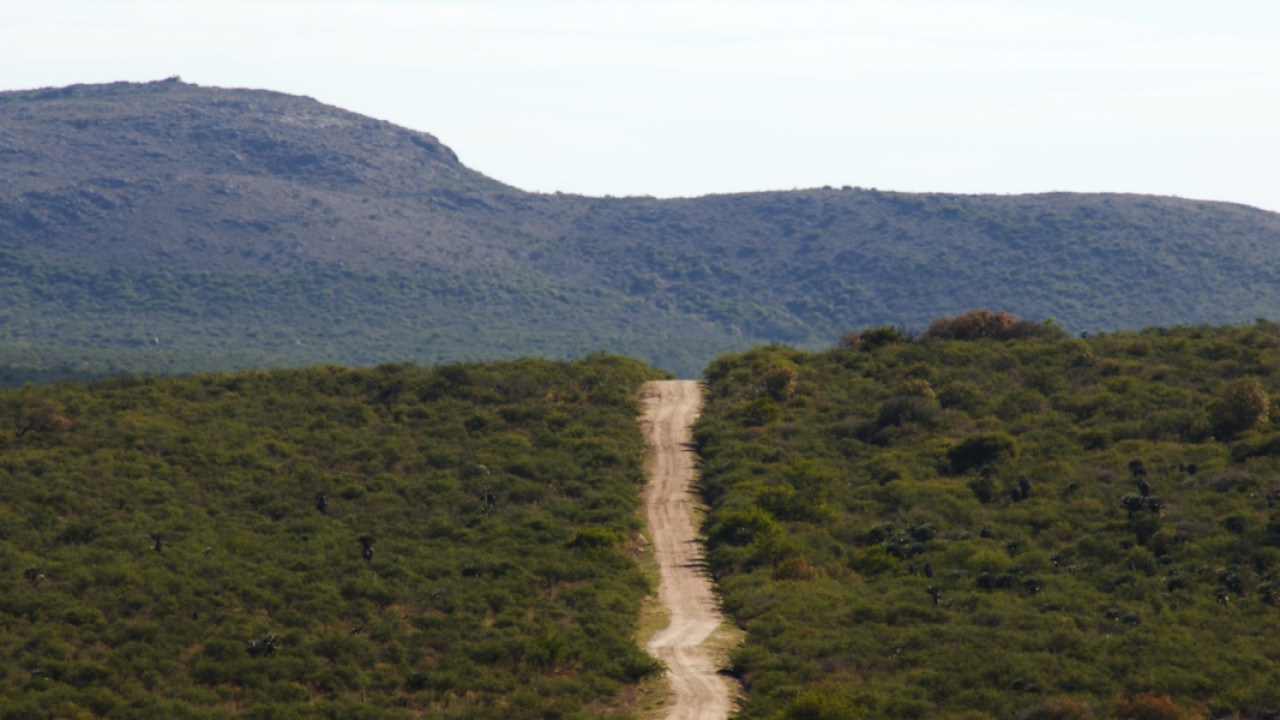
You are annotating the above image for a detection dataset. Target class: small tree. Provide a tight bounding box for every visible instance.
[1212,378,1270,439]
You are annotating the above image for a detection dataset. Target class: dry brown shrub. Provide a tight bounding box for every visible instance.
[15,409,73,436]
[761,367,798,401]
[923,310,1063,342]
[1013,698,1096,720]
[896,378,936,400]
[772,556,819,581]
[1114,692,1190,720]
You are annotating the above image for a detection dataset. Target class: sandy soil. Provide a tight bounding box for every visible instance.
[639,380,733,720]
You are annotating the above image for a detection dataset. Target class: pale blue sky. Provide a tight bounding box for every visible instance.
[4,1,1278,211]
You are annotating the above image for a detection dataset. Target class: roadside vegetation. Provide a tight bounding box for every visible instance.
[695,313,1280,720]
[0,355,666,719]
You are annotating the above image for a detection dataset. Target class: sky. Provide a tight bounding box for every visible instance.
[4,0,1279,212]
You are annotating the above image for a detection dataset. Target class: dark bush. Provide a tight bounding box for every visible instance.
[877,395,941,428]
[860,325,906,350]
[947,432,1017,474]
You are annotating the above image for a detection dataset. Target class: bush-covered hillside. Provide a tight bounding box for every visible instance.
[695,317,1280,720]
[7,81,1280,380]
[0,355,667,719]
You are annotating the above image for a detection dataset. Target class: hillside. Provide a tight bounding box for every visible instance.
[692,317,1280,720]
[0,355,667,719]
[4,79,1280,380]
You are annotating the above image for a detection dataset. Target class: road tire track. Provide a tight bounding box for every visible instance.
[639,380,733,720]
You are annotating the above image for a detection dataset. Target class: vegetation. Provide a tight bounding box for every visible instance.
[0,354,667,719]
[0,262,743,384]
[695,315,1280,720]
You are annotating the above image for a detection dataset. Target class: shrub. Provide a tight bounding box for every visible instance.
[877,395,941,428]
[780,688,860,720]
[897,378,936,399]
[1229,431,1280,462]
[568,527,623,549]
[947,432,1017,474]
[773,557,819,581]
[1113,692,1188,720]
[1211,378,1269,440]
[837,331,861,349]
[736,397,782,426]
[938,380,987,415]
[861,326,906,350]
[923,310,1065,342]
[761,366,799,401]
[851,546,898,576]
[709,506,786,548]
[1013,698,1096,720]
[968,548,1011,574]
[14,408,73,436]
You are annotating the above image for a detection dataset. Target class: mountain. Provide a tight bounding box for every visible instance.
[4,78,1280,380]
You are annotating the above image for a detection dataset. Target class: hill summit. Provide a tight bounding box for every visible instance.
[0,77,502,271]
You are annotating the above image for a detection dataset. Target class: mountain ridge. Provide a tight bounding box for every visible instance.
[3,79,1280,379]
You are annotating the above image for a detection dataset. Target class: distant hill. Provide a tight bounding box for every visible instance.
[4,78,1280,379]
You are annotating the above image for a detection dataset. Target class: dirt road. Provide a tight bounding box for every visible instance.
[639,380,733,720]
